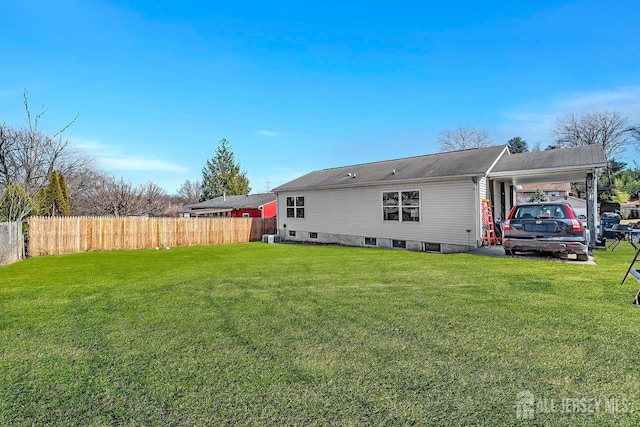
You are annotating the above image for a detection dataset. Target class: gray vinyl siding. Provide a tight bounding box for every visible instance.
[277,179,479,246]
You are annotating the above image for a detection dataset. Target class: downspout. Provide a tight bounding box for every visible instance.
[588,170,598,248]
[274,193,281,236]
[593,169,598,246]
[473,176,479,249]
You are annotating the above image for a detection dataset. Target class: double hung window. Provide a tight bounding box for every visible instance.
[382,190,420,222]
[286,196,305,218]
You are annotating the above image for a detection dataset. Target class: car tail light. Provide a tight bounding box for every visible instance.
[503,207,516,231]
[570,219,583,231]
[563,205,583,232]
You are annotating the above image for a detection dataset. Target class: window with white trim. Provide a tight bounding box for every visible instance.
[286,196,305,218]
[382,190,420,222]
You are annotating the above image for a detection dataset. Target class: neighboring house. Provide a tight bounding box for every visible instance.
[273,144,606,253]
[182,193,277,218]
[516,183,571,204]
[550,195,587,218]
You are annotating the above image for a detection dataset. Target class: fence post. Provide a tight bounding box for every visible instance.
[0,221,24,266]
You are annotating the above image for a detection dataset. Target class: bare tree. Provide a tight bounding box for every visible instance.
[73,174,171,217]
[176,179,202,204]
[630,126,640,153]
[530,142,543,152]
[139,181,169,216]
[438,126,492,152]
[92,176,140,217]
[0,90,91,196]
[71,175,134,216]
[65,167,108,215]
[551,111,631,162]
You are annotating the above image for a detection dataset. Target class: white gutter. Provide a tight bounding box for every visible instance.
[489,163,608,179]
[273,173,486,193]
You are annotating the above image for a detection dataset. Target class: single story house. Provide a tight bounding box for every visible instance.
[182,193,277,218]
[272,144,606,252]
[549,195,587,218]
[516,183,571,204]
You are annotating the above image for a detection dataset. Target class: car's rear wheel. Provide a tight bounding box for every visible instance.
[505,249,514,256]
[576,253,589,261]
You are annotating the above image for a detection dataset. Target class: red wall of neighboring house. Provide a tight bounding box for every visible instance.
[232,208,262,218]
[260,200,277,218]
[231,201,277,218]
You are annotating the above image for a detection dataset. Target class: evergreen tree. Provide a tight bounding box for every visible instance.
[0,183,34,222]
[33,187,47,216]
[43,172,59,215]
[41,171,70,216]
[531,189,549,202]
[507,137,528,153]
[57,172,70,215]
[201,138,251,200]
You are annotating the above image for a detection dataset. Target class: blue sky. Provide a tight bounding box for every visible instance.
[1,0,639,193]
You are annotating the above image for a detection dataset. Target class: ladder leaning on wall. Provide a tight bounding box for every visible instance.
[481,199,499,246]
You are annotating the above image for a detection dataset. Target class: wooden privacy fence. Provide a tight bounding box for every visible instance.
[0,221,24,266]
[28,216,276,257]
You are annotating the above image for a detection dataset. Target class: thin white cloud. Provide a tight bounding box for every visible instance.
[70,138,120,156]
[100,157,190,173]
[497,85,640,145]
[556,86,640,112]
[0,88,23,97]
[256,130,283,137]
[70,137,190,173]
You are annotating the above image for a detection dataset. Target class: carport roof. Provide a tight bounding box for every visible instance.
[489,144,607,185]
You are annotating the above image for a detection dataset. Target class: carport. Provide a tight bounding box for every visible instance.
[488,145,607,247]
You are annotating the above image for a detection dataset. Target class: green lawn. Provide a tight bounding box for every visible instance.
[1,243,639,426]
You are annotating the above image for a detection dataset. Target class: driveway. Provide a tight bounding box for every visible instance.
[470,245,596,264]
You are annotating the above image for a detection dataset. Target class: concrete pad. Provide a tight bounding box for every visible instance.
[470,245,596,264]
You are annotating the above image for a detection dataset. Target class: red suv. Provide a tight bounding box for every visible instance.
[502,202,589,261]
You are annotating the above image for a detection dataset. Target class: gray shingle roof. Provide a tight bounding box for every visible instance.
[273,145,509,192]
[491,144,606,173]
[185,193,276,210]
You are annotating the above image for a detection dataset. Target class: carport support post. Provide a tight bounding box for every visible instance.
[586,172,596,248]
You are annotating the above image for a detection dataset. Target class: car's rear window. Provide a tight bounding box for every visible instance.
[513,205,567,219]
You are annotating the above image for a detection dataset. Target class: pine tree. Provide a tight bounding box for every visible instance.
[0,183,34,222]
[43,172,60,216]
[531,189,549,202]
[57,172,70,215]
[201,138,251,200]
[33,187,47,216]
[507,137,529,153]
[41,171,70,216]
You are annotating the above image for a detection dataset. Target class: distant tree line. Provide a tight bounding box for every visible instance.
[0,91,253,223]
[0,91,175,221]
[438,110,640,202]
